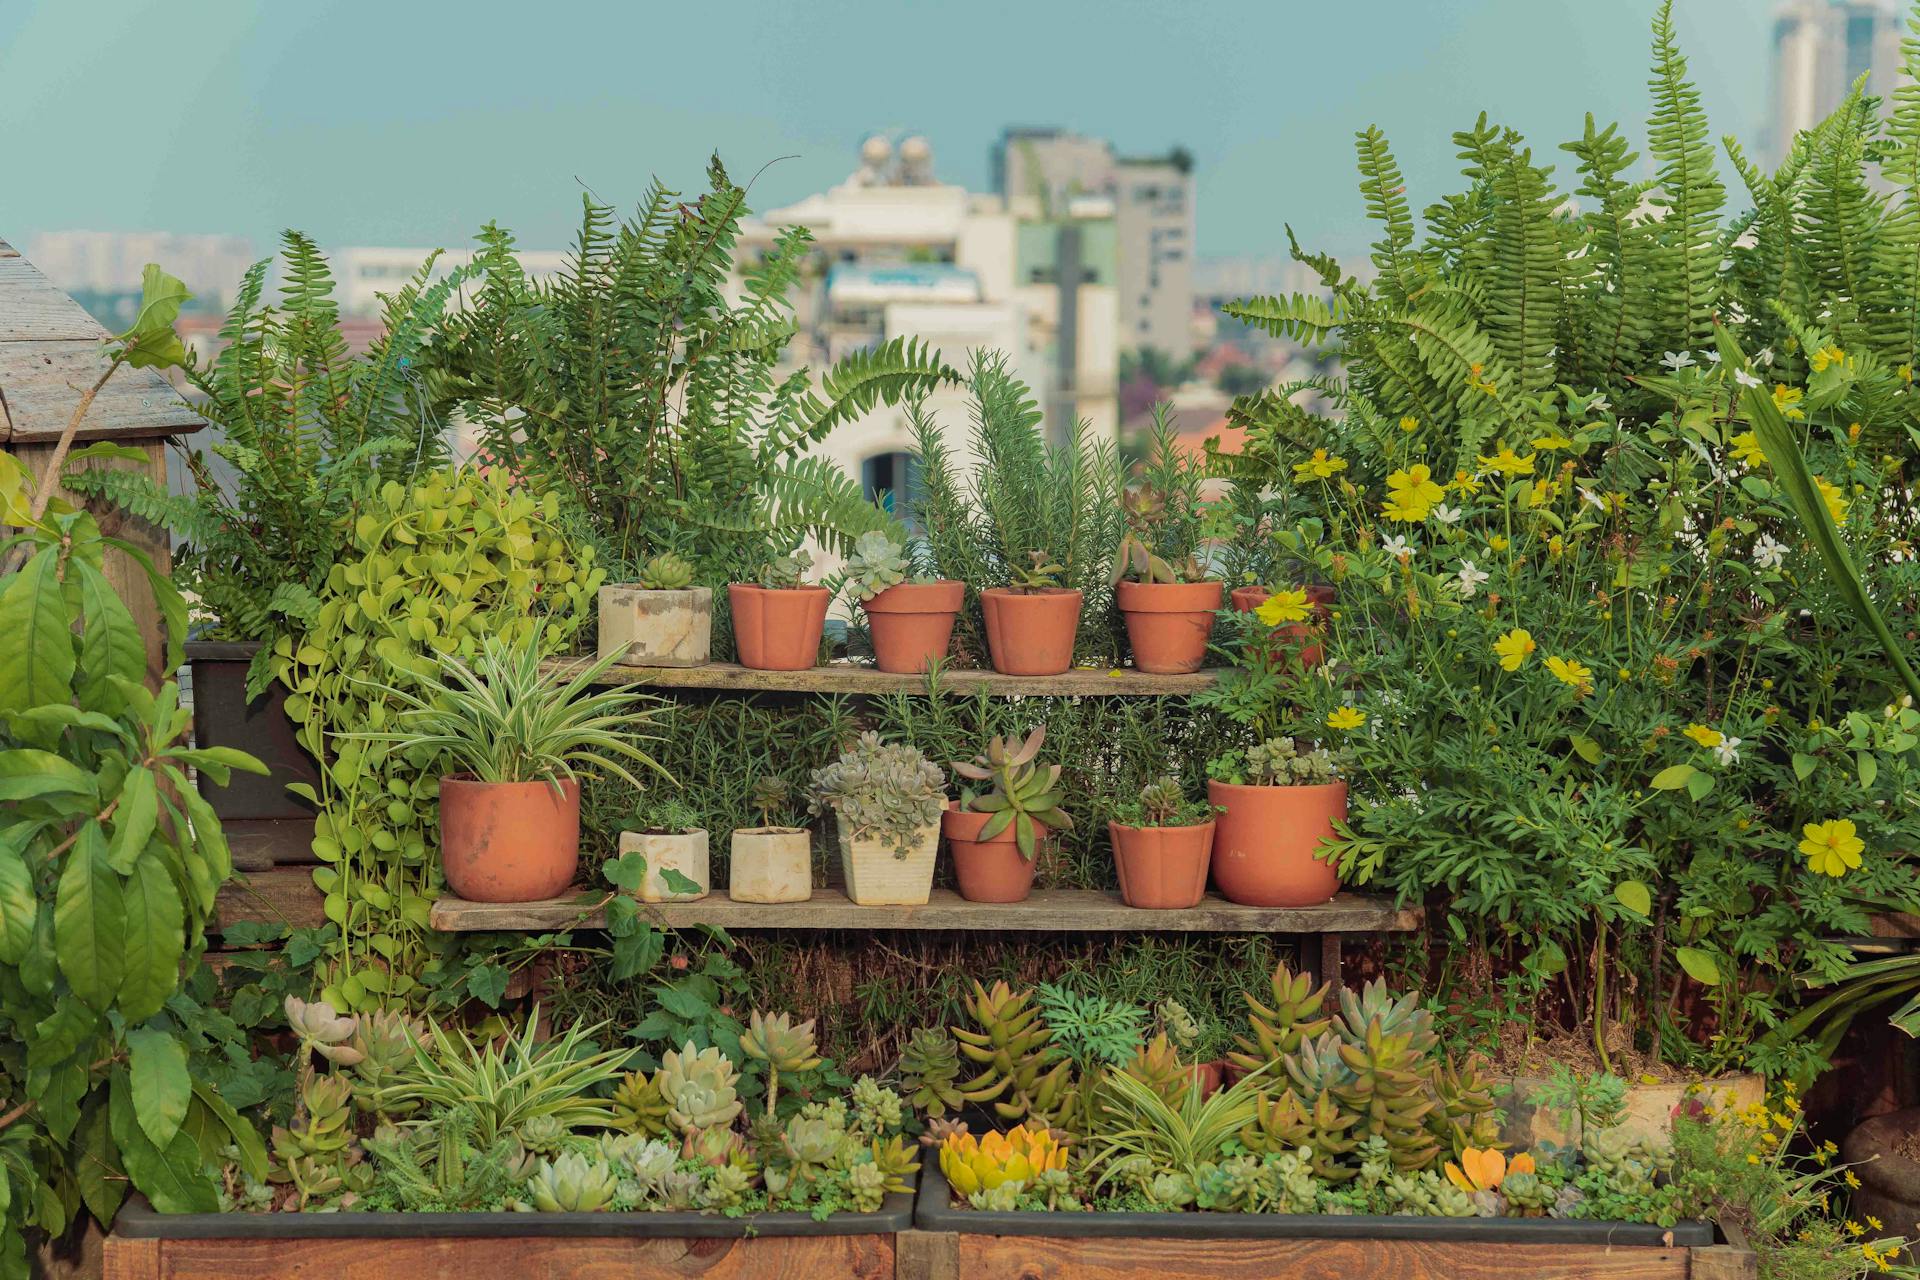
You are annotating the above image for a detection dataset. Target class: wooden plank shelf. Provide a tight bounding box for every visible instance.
[542,658,1220,697]
[428,887,1420,935]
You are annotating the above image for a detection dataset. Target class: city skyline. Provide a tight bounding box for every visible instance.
[4,0,1783,268]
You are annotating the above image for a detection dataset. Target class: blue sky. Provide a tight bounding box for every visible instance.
[2,0,1772,262]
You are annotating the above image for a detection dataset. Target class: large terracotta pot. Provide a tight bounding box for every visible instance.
[439,775,580,903]
[864,580,964,674]
[1207,778,1345,907]
[943,806,1039,902]
[1231,583,1335,669]
[728,584,831,671]
[1108,819,1215,909]
[980,587,1083,676]
[1117,580,1224,674]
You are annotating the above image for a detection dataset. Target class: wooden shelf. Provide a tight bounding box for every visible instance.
[542,659,1219,697]
[428,887,1421,935]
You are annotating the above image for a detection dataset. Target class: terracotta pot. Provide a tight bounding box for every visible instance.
[1188,1060,1225,1099]
[1207,778,1345,907]
[864,580,965,674]
[439,775,580,903]
[942,806,1039,902]
[728,584,831,671]
[1108,820,1215,909]
[1231,583,1335,669]
[1116,580,1223,674]
[980,587,1083,676]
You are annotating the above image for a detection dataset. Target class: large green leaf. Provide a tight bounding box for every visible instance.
[116,856,183,1023]
[0,824,36,964]
[108,1066,217,1213]
[0,548,77,715]
[72,1097,128,1227]
[54,823,127,1013]
[126,1026,190,1150]
[114,265,192,370]
[106,766,158,875]
[189,1080,269,1182]
[72,560,145,714]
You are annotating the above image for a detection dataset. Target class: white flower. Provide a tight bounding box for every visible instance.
[1580,486,1606,511]
[1714,736,1742,767]
[1455,561,1489,598]
[1587,393,1613,415]
[1734,368,1762,389]
[1756,346,1776,367]
[1382,534,1413,558]
[1704,350,1723,365]
[1662,351,1697,371]
[1727,302,1749,325]
[1432,504,1462,525]
[1753,534,1788,571]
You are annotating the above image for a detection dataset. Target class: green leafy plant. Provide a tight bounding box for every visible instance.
[1111,777,1215,828]
[755,549,814,590]
[1032,984,1148,1071]
[806,732,946,858]
[1006,550,1067,593]
[951,727,1074,859]
[635,797,703,835]
[1113,408,1210,585]
[638,551,696,592]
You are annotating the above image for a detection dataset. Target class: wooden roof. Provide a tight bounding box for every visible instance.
[0,238,207,445]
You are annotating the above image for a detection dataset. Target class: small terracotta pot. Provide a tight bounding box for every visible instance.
[1117,580,1223,674]
[1188,1061,1225,1099]
[864,580,964,674]
[980,587,1083,676]
[943,806,1039,902]
[1207,778,1346,907]
[439,775,580,903]
[1108,820,1215,909]
[728,584,831,671]
[1231,584,1335,669]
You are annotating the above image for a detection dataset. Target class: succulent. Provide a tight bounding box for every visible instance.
[953,981,1080,1131]
[638,550,695,591]
[899,1027,967,1117]
[1240,1085,1358,1181]
[345,1008,424,1112]
[741,1011,823,1117]
[525,1152,618,1213]
[969,1181,1028,1212]
[1116,776,1202,828]
[1211,736,1342,787]
[868,1133,919,1195]
[1444,1147,1534,1193]
[1336,979,1439,1055]
[1551,1183,1587,1218]
[951,727,1074,859]
[938,1123,1067,1197]
[1428,1053,1503,1156]
[286,995,363,1066]
[843,530,910,602]
[1123,1034,1193,1109]
[919,1116,970,1150]
[600,1133,678,1190]
[658,1168,703,1210]
[273,1073,357,1164]
[747,776,795,829]
[1007,549,1066,592]
[366,1109,526,1212]
[848,1159,889,1213]
[1501,1169,1554,1215]
[1229,960,1333,1074]
[1335,1020,1442,1172]
[516,1112,568,1157]
[807,731,947,857]
[1157,999,1201,1051]
[781,1114,842,1170]
[681,1125,757,1175]
[609,1068,672,1137]
[756,549,813,590]
[657,1042,744,1134]
[850,1076,905,1136]
[700,1162,756,1211]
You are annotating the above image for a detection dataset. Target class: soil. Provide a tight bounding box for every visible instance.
[1893,1126,1920,1164]
[1487,1020,1705,1085]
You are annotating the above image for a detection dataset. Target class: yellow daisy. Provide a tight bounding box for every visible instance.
[1545,655,1594,694]
[1799,819,1864,878]
[1682,724,1724,749]
[1327,707,1366,730]
[1254,589,1312,627]
[1493,629,1536,672]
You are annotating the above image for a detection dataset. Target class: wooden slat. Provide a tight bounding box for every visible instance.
[950,1234,1686,1280]
[214,866,326,932]
[895,1230,960,1280]
[430,887,1421,934]
[0,254,112,341]
[545,658,1218,697]
[100,1237,158,1280]
[0,338,205,443]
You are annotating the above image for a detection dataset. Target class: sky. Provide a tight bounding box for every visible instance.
[1,0,1776,264]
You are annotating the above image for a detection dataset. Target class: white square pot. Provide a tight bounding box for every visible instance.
[598,585,713,668]
[618,829,710,902]
[834,814,938,906]
[728,828,813,903]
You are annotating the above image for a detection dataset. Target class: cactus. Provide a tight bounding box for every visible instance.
[843,530,910,602]
[638,551,695,591]
[741,1010,823,1117]
[808,731,947,857]
[952,981,1081,1131]
[899,1027,967,1117]
[757,549,812,590]
[366,1109,525,1212]
[657,1042,743,1134]
[1229,960,1333,1073]
[609,1068,672,1137]
[950,727,1075,860]
[525,1152,618,1212]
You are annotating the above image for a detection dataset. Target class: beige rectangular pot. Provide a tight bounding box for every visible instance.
[618,829,710,902]
[597,585,713,667]
[728,827,812,903]
[835,815,938,906]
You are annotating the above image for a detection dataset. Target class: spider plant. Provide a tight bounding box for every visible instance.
[353,624,671,788]
[1083,1064,1271,1188]
[368,1010,627,1147]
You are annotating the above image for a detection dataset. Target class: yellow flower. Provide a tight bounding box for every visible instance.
[1292,448,1348,481]
[1546,655,1594,694]
[1800,819,1865,877]
[1531,432,1574,451]
[1810,344,1846,373]
[1521,478,1553,509]
[1814,475,1849,524]
[1729,432,1766,468]
[1847,1171,1864,1189]
[1548,535,1566,558]
[1399,415,1419,434]
[1380,490,1435,523]
[1494,629,1536,672]
[1254,589,1312,627]
[1387,463,1446,507]
[1451,470,1483,495]
[1682,724,1724,749]
[1773,384,1806,421]
[1488,535,1510,553]
[1327,706,1366,730]
[1477,446,1537,477]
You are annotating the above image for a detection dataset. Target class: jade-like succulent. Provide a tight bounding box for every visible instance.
[951,727,1074,860]
[741,1011,823,1117]
[609,1069,672,1136]
[848,1159,889,1212]
[747,776,795,829]
[843,530,910,602]
[517,1112,568,1157]
[285,995,362,1066]
[638,550,695,591]
[757,549,812,590]
[1007,549,1066,592]
[682,1125,757,1175]
[850,1076,905,1136]
[700,1163,756,1211]
[1244,736,1341,785]
[807,731,947,858]
[899,1027,967,1117]
[952,981,1080,1131]
[1335,1021,1441,1172]
[525,1152,618,1212]
[657,1042,743,1134]
[1230,960,1333,1074]
[1123,1034,1192,1109]
[345,1008,424,1112]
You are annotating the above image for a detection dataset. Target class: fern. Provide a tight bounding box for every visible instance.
[1645,0,1725,354]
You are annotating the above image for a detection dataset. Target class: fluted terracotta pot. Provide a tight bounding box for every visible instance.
[943,806,1039,902]
[1207,778,1345,907]
[981,587,1082,676]
[1108,819,1215,909]
[728,584,830,671]
[1117,579,1223,674]
[439,775,580,902]
[864,580,964,674]
[1230,583,1335,669]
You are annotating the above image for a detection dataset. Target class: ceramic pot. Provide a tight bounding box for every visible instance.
[597,585,713,667]
[728,827,812,903]
[864,580,965,674]
[1108,819,1215,909]
[1188,1061,1225,1099]
[1116,580,1223,674]
[980,587,1083,676]
[943,806,1039,903]
[618,828,710,902]
[439,775,580,902]
[728,584,831,671]
[1845,1108,1920,1248]
[1207,779,1345,907]
[1230,583,1335,669]
[835,813,939,906]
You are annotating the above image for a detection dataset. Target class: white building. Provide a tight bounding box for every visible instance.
[25,230,257,310]
[332,245,571,316]
[1772,0,1907,163]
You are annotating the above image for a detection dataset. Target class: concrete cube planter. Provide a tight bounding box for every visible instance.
[597,584,712,667]
[618,828,710,902]
[835,814,939,906]
[729,827,813,902]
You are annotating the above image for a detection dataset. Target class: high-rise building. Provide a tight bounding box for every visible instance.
[993,128,1196,359]
[1772,0,1906,162]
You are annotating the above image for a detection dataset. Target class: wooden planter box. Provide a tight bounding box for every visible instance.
[103,1187,911,1280]
[902,1166,1755,1280]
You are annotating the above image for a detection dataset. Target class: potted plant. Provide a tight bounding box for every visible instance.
[807,732,947,906]
[1229,582,1337,669]
[619,797,710,902]
[358,629,669,903]
[730,549,830,671]
[598,550,713,668]
[981,551,1084,676]
[842,530,964,674]
[1112,411,1224,674]
[729,777,812,904]
[945,728,1073,903]
[1108,776,1217,909]
[1205,737,1345,907]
